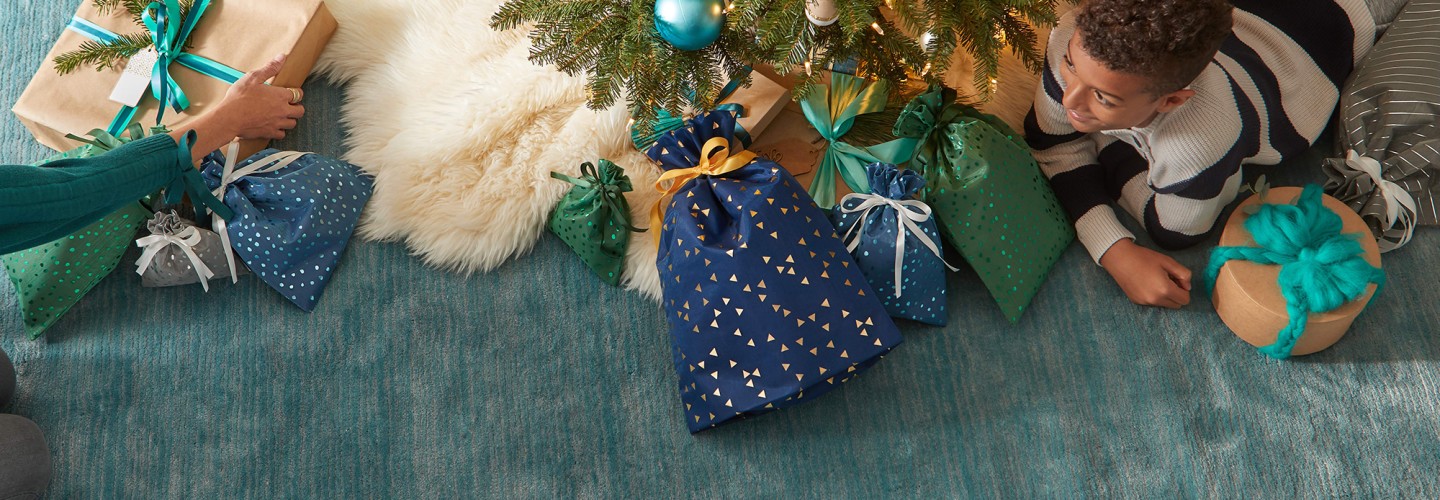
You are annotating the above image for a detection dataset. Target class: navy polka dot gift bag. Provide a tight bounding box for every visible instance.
[830,163,955,326]
[201,142,373,311]
[648,110,904,433]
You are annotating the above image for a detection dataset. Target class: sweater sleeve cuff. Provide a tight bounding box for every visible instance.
[1074,206,1134,265]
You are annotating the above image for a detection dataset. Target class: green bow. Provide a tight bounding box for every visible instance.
[41,124,170,167]
[891,85,1025,196]
[800,73,919,209]
[550,160,644,233]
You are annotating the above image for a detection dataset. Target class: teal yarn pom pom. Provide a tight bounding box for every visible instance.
[1202,185,1386,359]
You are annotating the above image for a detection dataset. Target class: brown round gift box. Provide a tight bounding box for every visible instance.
[1211,187,1382,356]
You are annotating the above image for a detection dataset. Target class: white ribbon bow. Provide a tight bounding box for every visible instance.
[838,192,959,298]
[209,141,311,282]
[1343,149,1417,251]
[135,224,216,291]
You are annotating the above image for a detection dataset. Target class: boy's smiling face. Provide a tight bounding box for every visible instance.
[1059,30,1196,133]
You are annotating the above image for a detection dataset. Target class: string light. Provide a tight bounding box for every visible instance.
[870,22,883,35]
[921,62,931,75]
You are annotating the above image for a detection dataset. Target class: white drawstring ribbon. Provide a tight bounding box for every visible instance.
[135,224,216,291]
[1343,149,1417,251]
[209,141,312,282]
[838,192,958,298]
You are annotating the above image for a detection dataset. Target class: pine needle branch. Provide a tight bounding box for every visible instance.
[492,0,1065,120]
[53,32,152,74]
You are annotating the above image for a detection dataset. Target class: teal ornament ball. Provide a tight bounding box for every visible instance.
[653,0,726,51]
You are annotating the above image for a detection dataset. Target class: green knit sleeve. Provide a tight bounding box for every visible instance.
[0,134,185,255]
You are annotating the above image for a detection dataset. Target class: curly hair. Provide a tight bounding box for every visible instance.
[1075,0,1234,95]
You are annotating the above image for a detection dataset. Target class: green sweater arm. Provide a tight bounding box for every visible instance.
[0,135,186,255]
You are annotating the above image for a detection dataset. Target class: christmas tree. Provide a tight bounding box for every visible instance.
[490,0,1065,127]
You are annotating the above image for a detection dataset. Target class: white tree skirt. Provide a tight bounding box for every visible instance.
[315,0,1061,299]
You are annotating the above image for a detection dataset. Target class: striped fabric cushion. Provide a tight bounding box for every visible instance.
[1324,0,1440,252]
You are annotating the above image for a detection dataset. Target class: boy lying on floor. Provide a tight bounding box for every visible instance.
[1025,0,1405,308]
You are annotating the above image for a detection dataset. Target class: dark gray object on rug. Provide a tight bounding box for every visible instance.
[136,211,245,289]
[0,414,52,500]
[0,348,12,408]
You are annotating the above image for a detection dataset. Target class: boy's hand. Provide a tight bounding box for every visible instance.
[1099,238,1192,309]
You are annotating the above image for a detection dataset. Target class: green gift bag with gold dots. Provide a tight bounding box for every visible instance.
[548,160,643,286]
[893,86,1074,322]
[2,126,159,338]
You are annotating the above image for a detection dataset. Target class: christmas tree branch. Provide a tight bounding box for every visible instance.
[53,32,152,75]
[54,0,202,75]
[493,0,1070,122]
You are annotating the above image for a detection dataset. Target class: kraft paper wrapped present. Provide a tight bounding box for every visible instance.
[1322,0,1440,252]
[135,210,246,290]
[631,70,790,151]
[892,85,1073,322]
[648,110,903,433]
[201,143,373,312]
[1204,186,1385,359]
[746,106,821,179]
[11,0,336,157]
[831,163,953,326]
[548,159,643,286]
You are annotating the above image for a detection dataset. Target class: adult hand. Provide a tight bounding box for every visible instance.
[1099,238,1192,309]
[214,53,306,141]
[171,54,306,164]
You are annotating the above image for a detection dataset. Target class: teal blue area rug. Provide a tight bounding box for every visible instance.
[4,0,1440,496]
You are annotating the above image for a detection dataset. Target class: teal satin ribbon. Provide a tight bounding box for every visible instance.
[550,160,644,232]
[631,72,754,151]
[800,73,919,209]
[65,0,244,136]
[169,130,234,221]
[144,0,199,123]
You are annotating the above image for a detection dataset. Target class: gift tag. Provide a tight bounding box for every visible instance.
[109,48,158,107]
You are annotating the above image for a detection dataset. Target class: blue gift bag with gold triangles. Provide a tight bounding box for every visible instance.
[647,110,904,433]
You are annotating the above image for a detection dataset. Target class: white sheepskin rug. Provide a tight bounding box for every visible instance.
[314,0,1065,299]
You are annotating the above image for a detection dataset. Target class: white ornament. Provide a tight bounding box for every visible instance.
[805,0,838,26]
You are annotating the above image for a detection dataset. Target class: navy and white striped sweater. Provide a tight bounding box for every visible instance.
[1025,0,1375,263]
